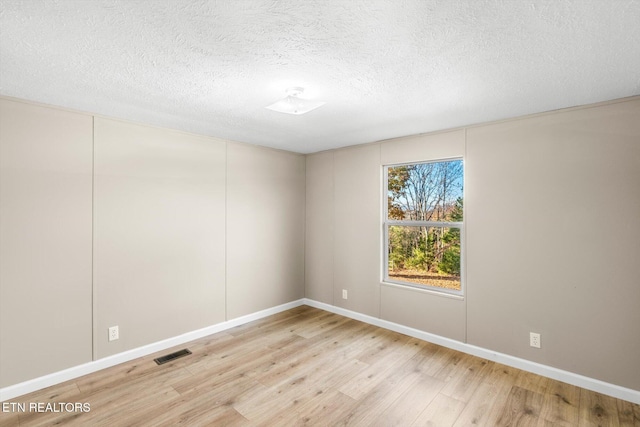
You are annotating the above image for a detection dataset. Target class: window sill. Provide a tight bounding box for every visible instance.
[380,280,465,301]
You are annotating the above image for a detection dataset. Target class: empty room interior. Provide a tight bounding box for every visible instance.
[1,1,639,426]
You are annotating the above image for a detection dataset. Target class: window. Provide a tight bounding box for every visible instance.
[384,159,464,294]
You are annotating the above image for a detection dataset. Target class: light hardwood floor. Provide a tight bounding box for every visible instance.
[1,305,638,426]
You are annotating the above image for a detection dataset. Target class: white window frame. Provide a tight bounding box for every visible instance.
[382,159,464,296]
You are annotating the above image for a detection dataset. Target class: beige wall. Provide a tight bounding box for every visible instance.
[93,118,227,358]
[0,99,306,387]
[226,143,305,319]
[305,97,640,391]
[306,130,467,341]
[305,145,385,316]
[305,151,334,304]
[465,99,640,390]
[0,99,93,387]
[333,144,381,317]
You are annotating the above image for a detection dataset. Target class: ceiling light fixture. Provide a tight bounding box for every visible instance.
[265,87,325,115]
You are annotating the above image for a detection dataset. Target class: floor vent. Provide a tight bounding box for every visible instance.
[154,349,192,365]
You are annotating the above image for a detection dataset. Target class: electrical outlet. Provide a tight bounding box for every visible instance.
[529,332,540,348]
[342,289,348,300]
[108,326,119,342]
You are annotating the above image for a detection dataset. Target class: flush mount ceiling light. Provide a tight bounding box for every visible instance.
[265,87,325,115]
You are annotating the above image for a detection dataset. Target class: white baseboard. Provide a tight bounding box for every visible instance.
[3,298,639,405]
[302,298,640,405]
[0,299,305,402]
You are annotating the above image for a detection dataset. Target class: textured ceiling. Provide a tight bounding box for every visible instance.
[1,0,639,154]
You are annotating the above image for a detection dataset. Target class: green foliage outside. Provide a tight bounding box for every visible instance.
[387,161,463,285]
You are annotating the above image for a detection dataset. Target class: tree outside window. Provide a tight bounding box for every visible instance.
[384,159,463,294]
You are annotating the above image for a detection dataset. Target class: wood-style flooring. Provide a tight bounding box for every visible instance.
[1,305,638,426]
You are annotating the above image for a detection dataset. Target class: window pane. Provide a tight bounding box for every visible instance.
[387,225,461,291]
[387,160,463,221]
